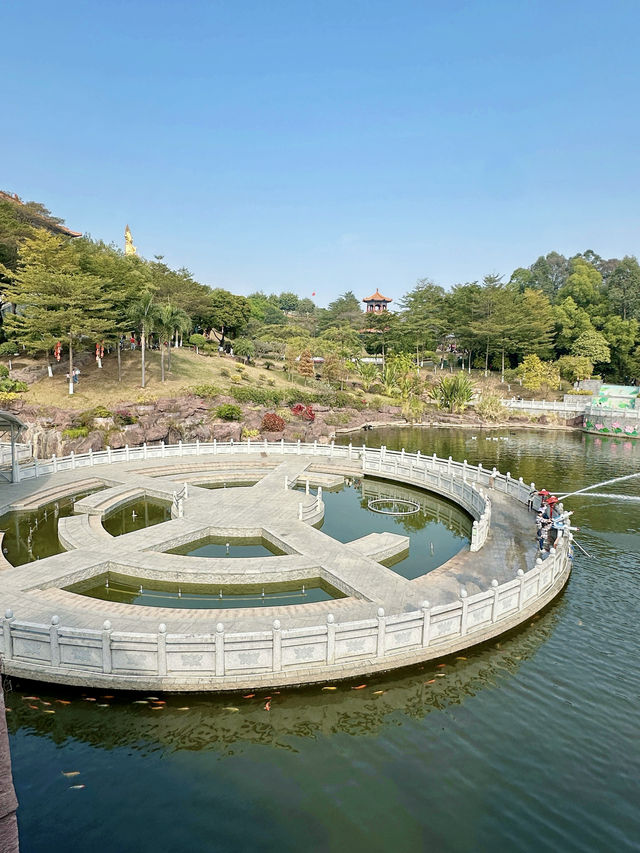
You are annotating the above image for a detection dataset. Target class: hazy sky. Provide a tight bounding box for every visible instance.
[2,0,639,305]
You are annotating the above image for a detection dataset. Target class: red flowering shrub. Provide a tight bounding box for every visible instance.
[290,403,315,421]
[261,412,286,432]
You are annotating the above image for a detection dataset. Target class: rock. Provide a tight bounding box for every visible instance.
[72,431,105,454]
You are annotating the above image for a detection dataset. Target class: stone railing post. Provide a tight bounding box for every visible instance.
[196,439,201,454]
[348,442,353,460]
[460,589,469,635]
[297,439,301,454]
[317,486,323,503]
[2,609,14,660]
[272,619,282,671]
[179,440,183,456]
[376,608,386,658]
[157,623,167,675]
[52,454,57,473]
[213,439,217,455]
[280,438,284,453]
[326,614,336,663]
[102,620,112,673]
[284,475,289,490]
[490,579,500,621]
[70,451,76,469]
[215,623,225,676]
[517,569,525,609]
[125,444,130,461]
[535,557,544,593]
[143,442,148,459]
[421,601,431,646]
[49,615,60,667]
[470,520,478,551]
[161,441,165,458]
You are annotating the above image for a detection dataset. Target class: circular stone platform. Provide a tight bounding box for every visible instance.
[0,441,573,691]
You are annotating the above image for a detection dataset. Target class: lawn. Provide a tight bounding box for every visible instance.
[20,348,296,410]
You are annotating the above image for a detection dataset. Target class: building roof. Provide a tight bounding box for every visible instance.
[362,290,392,303]
[0,191,81,238]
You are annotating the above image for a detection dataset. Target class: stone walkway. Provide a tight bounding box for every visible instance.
[0,453,537,637]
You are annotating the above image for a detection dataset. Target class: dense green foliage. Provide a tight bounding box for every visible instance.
[2,194,639,390]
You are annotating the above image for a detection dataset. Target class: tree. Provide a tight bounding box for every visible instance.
[528,252,570,300]
[2,231,113,395]
[316,291,362,333]
[157,303,191,380]
[297,349,314,383]
[203,289,251,345]
[608,257,640,321]
[571,330,610,364]
[355,360,380,391]
[127,291,160,388]
[189,333,206,354]
[517,354,560,392]
[233,338,255,363]
[555,356,593,383]
[558,257,603,310]
[278,291,299,312]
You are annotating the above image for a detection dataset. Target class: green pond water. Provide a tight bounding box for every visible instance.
[5,428,640,852]
[66,574,343,609]
[0,496,171,566]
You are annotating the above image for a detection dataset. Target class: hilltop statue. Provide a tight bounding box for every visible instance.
[124,224,137,256]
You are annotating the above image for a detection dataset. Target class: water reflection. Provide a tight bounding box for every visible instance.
[3,600,562,756]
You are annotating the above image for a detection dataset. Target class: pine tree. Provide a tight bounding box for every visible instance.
[2,231,113,394]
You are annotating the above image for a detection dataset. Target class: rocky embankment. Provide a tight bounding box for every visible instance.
[6,395,408,458]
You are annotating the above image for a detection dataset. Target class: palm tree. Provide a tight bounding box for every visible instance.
[127,291,159,388]
[157,303,191,381]
[158,304,190,374]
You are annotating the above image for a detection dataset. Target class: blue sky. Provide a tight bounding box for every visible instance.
[2,0,639,305]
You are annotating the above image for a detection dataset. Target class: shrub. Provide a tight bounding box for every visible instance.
[429,374,475,413]
[241,427,260,439]
[230,386,284,406]
[291,403,315,421]
[263,360,274,370]
[190,384,220,398]
[62,426,90,439]
[215,403,243,421]
[0,342,19,356]
[261,412,286,432]
[230,375,242,384]
[555,355,594,383]
[0,364,8,378]
[220,367,230,378]
[0,378,27,393]
[566,388,594,395]
[476,394,508,422]
[267,378,276,387]
[114,410,138,425]
[92,405,112,419]
[189,333,206,353]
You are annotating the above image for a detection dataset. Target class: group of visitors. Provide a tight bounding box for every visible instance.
[528,488,573,553]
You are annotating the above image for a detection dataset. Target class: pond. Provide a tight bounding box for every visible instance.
[5,427,640,852]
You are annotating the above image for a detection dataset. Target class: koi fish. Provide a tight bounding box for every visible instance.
[223,707,239,712]
[132,700,148,704]
[83,698,96,702]
[97,704,109,708]
[373,690,386,695]
[62,771,80,777]
[69,785,85,790]
[42,709,55,714]
[23,696,39,701]
[243,694,255,699]
[55,700,71,705]
[322,686,337,691]
[352,684,367,690]
[176,707,190,711]
[435,673,446,677]
[436,663,446,668]
[28,704,38,710]
[264,701,271,711]
[456,656,467,660]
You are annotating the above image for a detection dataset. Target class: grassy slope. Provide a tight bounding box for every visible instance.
[21,349,298,411]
